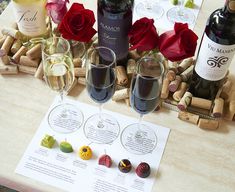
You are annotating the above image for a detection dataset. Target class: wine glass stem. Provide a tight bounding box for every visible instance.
[145,0,152,10]
[138,114,144,130]
[178,0,185,16]
[59,91,64,103]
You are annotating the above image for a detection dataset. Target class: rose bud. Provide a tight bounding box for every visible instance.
[58,3,97,42]
[46,0,69,24]
[128,17,159,52]
[158,23,198,62]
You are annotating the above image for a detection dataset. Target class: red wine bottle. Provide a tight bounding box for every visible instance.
[189,0,235,100]
[97,0,133,66]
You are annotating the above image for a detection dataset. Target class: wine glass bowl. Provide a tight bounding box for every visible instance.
[135,0,164,19]
[167,0,195,25]
[121,57,164,155]
[84,47,120,144]
[42,37,84,133]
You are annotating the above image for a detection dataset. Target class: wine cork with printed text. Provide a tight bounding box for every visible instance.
[178,111,199,125]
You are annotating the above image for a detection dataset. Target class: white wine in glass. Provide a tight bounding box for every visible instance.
[42,37,84,133]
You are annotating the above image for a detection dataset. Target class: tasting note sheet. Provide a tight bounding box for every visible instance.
[16,97,170,192]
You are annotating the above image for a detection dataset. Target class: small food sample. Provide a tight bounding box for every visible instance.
[79,146,93,160]
[136,162,151,178]
[184,0,194,8]
[171,0,178,5]
[59,141,73,153]
[118,159,132,173]
[41,134,56,149]
[98,154,112,168]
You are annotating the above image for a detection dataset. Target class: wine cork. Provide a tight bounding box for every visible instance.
[166,70,176,81]
[230,100,235,112]
[169,75,181,92]
[73,58,82,67]
[198,118,219,130]
[161,78,170,99]
[116,65,128,86]
[126,59,136,74]
[180,65,194,82]
[0,36,15,56]
[18,65,37,75]
[90,50,99,64]
[212,98,224,118]
[168,60,178,73]
[125,98,130,107]
[11,39,22,54]
[230,90,235,101]
[1,28,21,39]
[26,44,42,60]
[19,56,40,67]
[0,64,18,75]
[177,57,194,73]
[112,88,129,101]
[72,42,85,58]
[191,97,212,110]
[220,80,232,100]
[173,82,188,101]
[12,46,28,64]
[177,91,193,111]
[178,111,199,125]
[68,78,78,94]
[164,98,178,106]
[0,36,6,47]
[1,55,10,65]
[74,67,86,77]
[77,77,86,85]
[128,50,141,60]
[87,47,94,61]
[34,61,44,80]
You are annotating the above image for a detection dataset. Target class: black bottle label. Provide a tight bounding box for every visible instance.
[195,33,235,81]
[98,11,132,63]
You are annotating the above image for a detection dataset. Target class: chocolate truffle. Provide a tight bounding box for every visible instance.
[98,154,112,168]
[118,159,132,173]
[136,162,151,178]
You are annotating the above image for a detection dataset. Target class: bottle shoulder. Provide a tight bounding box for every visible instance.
[98,0,133,14]
[206,8,235,45]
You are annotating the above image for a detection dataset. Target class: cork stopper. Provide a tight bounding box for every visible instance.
[228,0,235,12]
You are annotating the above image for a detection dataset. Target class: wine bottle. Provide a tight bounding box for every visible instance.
[97,0,133,66]
[189,0,235,100]
[12,0,47,38]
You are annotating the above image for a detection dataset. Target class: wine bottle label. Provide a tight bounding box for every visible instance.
[98,11,132,62]
[195,34,235,81]
[12,1,47,37]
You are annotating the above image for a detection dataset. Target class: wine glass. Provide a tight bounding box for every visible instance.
[42,37,84,133]
[167,0,195,25]
[121,57,164,155]
[84,47,120,144]
[135,0,164,19]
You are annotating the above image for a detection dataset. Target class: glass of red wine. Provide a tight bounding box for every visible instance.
[84,47,120,144]
[121,57,164,155]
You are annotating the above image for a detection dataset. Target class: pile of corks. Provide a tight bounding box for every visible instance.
[1,29,234,130]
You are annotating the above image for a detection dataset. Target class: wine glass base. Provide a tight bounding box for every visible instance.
[135,2,164,19]
[167,7,195,25]
[121,123,157,155]
[48,103,84,134]
[84,113,120,144]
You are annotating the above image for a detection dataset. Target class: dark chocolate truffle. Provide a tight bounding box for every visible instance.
[118,159,132,173]
[136,162,151,178]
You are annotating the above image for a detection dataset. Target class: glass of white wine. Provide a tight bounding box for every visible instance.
[42,37,84,133]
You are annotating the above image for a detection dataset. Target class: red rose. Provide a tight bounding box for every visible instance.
[58,3,97,42]
[46,0,69,24]
[158,23,198,62]
[128,17,159,51]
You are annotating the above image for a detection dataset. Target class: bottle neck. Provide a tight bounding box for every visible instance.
[224,0,235,13]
